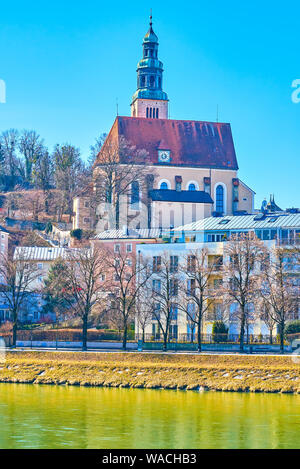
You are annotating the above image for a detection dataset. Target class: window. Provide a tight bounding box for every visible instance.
[126,243,132,253]
[152,303,160,320]
[170,304,178,321]
[37,263,43,270]
[146,107,149,118]
[216,185,224,214]
[192,204,196,223]
[126,258,132,266]
[141,76,145,87]
[114,244,120,253]
[131,181,139,207]
[218,219,230,225]
[150,76,155,87]
[187,255,196,272]
[84,201,89,208]
[83,217,90,223]
[213,279,223,289]
[100,274,106,281]
[169,324,178,339]
[187,303,196,321]
[170,279,178,296]
[188,183,196,191]
[152,279,161,294]
[160,182,169,190]
[170,255,178,272]
[187,278,196,296]
[262,230,270,240]
[170,210,174,230]
[156,108,159,119]
[153,256,161,272]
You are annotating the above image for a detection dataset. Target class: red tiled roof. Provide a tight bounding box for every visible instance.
[97,116,238,170]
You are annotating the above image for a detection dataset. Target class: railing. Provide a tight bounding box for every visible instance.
[142,333,275,344]
[276,238,300,246]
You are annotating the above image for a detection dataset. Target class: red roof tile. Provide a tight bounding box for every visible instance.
[97,116,238,170]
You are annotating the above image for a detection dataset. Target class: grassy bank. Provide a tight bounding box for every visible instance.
[0,351,300,393]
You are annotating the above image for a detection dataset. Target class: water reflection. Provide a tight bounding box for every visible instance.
[0,384,299,449]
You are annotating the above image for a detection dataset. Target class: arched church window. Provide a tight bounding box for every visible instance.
[216,185,224,213]
[188,183,196,191]
[150,76,155,87]
[160,182,169,190]
[131,181,140,207]
[141,76,145,87]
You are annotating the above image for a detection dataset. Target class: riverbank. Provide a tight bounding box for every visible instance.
[1,351,300,393]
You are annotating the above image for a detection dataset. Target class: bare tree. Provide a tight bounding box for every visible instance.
[149,253,180,351]
[179,249,220,352]
[19,130,44,185]
[32,148,54,213]
[88,133,107,170]
[104,245,152,350]
[0,251,41,346]
[260,246,299,353]
[222,233,265,352]
[46,246,109,351]
[260,301,277,344]
[135,286,153,343]
[93,136,154,229]
[0,129,20,188]
[53,144,87,222]
[16,190,45,221]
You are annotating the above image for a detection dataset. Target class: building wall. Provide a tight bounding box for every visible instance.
[73,197,94,230]
[151,201,212,229]
[131,98,168,119]
[79,165,255,233]
[135,240,277,339]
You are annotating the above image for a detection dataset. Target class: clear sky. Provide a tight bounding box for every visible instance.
[0,0,299,209]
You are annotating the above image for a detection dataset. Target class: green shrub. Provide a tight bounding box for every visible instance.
[212,321,228,343]
[70,229,83,240]
[285,321,300,336]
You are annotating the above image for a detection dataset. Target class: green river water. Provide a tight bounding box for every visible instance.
[0,383,299,449]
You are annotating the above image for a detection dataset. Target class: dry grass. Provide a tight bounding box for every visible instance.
[0,351,300,393]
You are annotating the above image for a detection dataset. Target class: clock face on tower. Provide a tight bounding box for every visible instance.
[158,150,171,163]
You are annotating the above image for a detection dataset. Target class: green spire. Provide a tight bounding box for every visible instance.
[131,16,168,102]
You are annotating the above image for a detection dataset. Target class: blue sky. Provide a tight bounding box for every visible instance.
[0,0,299,209]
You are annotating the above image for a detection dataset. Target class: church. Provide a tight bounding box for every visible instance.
[73,17,255,233]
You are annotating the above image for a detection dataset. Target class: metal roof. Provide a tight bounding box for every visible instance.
[13,246,69,261]
[174,213,300,233]
[94,228,165,240]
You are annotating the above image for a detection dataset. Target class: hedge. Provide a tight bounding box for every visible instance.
[16,328,134,342]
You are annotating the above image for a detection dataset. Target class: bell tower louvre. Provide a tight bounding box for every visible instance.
[131,15,169,119]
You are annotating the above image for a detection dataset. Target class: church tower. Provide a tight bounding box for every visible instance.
[131,16,169,119]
